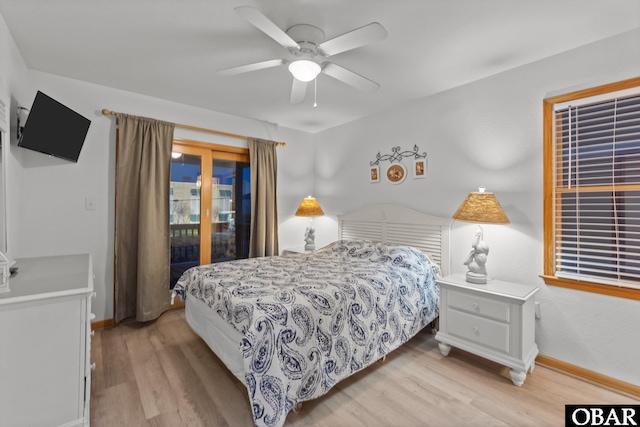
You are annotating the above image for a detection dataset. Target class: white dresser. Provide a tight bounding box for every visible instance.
[0,254,94,427]
[435,274,538,386]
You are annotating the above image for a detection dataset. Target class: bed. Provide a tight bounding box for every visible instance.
[171,204,450,427]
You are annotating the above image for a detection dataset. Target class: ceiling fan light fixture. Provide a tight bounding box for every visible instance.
[288,60,321,82]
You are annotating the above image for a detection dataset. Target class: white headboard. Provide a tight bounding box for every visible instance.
[338,204,450,276]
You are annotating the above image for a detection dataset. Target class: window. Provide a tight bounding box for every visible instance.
[543,77,640,300]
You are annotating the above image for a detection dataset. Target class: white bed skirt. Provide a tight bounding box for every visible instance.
[185,293,246,383]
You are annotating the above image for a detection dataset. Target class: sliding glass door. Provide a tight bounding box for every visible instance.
[169,150,204,288]
[170,142,250,291]
[211,158,251,263]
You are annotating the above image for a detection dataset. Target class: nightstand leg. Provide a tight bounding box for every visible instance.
[438,342,451,356]
[509,369,526,386]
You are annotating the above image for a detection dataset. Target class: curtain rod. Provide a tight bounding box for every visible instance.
[101,109,286,146]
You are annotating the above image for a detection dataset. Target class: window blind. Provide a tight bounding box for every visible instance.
[553,90,640,288]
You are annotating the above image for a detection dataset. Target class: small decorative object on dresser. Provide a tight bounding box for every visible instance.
[435,274,539,386]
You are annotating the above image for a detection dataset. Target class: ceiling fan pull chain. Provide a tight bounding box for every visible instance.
[314,78,318,108]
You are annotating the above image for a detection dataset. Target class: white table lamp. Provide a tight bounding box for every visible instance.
[295,196,324,251]
[452,188,509,284]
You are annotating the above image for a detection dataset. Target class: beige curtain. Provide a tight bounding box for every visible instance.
[248,138,279,257]
[115,114,175,322]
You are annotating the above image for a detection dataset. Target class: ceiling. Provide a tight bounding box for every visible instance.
[1,0,639,133]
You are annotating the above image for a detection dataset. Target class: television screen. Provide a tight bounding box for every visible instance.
[18,91,91,162]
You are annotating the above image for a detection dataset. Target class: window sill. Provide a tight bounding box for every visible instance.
[542,275,640,301]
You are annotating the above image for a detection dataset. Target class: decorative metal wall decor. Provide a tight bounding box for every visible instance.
[369,145,427,183]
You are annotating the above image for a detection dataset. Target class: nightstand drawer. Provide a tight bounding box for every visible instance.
[282,247,314,255]
[448,290,510,323]
[447,309,510,354]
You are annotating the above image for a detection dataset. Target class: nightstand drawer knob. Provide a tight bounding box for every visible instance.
[472,326,479,335]
[472,303,479,311]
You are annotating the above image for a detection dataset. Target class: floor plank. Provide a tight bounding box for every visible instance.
[126,335,177,420]
[91,309,639,426]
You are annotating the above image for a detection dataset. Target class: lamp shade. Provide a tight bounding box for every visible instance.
[452,189,509,224]
[288,60,321,82]
[295,196,324,217]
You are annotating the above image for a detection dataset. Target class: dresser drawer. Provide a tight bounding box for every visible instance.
[448,290,510,322]
[447,309,510,354]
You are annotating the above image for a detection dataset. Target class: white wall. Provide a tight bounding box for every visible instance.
[12,70,314,322]
[313,28,640,387]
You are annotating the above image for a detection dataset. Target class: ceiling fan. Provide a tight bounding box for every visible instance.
[218,6,388,104]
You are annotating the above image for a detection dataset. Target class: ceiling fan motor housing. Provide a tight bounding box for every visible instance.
[286,24,326,58]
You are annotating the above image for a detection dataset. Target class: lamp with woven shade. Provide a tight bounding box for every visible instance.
[452,188,509,284]
[295,196,324,251]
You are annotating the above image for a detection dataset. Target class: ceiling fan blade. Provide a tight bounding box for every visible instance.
[235,6,300,51]
[321,62,380,93]
[218,59,286,76]
[290,78,308,104]
[318,22,387,57]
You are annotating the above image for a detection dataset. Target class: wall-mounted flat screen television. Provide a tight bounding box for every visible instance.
[18,91,91,162]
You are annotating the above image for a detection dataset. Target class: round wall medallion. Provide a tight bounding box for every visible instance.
[386,163,406,184]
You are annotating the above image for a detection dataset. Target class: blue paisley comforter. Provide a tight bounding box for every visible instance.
[173,240,440,427]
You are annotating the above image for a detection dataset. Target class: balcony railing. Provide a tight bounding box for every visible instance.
[170,223,200,264]
[170,222,249,288]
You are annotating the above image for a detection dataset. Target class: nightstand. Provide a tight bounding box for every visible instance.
[281,246,315,255]
[435,274,539,386]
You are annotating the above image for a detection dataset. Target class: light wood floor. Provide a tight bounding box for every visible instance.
[91,309,638,427]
